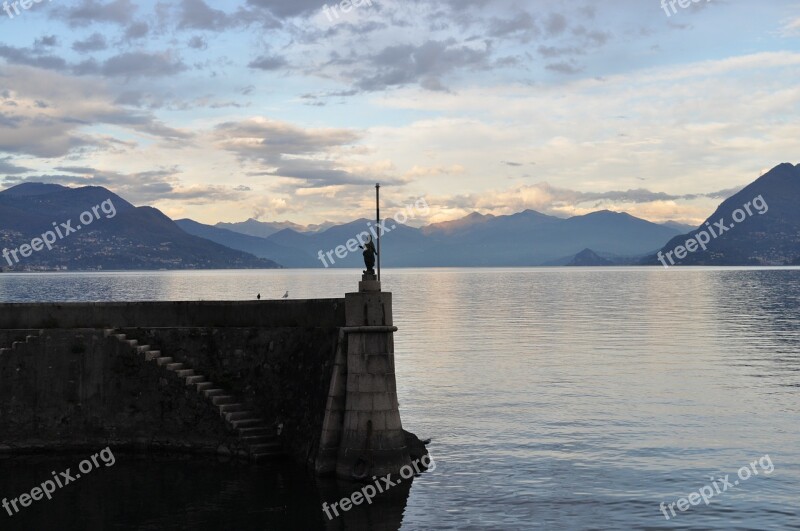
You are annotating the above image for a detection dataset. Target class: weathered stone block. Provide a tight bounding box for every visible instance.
[372,392,394,411]
[366,354,391,374]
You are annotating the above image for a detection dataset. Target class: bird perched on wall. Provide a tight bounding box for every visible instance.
[257,293,261,300]
[282,291,289,299]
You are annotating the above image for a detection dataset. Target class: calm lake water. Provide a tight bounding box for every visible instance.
[1,267,799,530]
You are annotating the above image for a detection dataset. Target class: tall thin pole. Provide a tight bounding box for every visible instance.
[376,183,381,281]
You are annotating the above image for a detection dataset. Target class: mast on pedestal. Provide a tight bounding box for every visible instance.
[376,183,381,282]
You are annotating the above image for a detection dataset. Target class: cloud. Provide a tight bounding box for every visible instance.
[123,21,149,41]
[34,35,59,48]
[54,0,137,27]
[214,117,361,162]
[83,52,187,78]
[0,43,185,79]
[782,17,800,36]
[248,54,288,71]
[246,0,321,19]
[403,164,465,178]
[37,165,248,204]
[213,117,385,188]
[0,45,68,71]
[0,157,32,175]
[546,61,582,74]
[538,45,585,58]
[72,33,109,53]
[0,64,192,158]
[187,36,207,50]
[571,25,611,47]
[487,11,539,42]
[470,182,740,211]
[544,13,568,37]
[178,0,239,31]
[290,3,614,92]
[352,39,493,91]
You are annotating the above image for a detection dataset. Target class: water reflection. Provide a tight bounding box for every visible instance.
[317,477,412,531]
[0,452,414,531]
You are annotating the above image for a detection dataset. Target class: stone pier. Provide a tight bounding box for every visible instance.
[0,281,422,478]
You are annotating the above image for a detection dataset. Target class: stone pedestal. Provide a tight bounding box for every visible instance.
[358,273,381,293]
[333,283,410,481]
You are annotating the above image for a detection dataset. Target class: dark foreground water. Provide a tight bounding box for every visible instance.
[1,267,799,530]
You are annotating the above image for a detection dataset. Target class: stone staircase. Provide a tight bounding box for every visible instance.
[0,330,43,356]
[105,329,283,462]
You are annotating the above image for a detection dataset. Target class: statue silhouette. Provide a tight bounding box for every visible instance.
[360,237,378,275]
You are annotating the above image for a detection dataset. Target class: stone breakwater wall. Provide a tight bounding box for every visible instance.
[0,297,425,479]
[0,300,343,464]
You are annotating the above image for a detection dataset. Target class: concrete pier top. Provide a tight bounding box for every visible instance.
[0,299,345,329]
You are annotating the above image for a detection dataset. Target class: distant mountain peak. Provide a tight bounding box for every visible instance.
[216,218,307,238]
[589,209,629,217]
[421,211,494,236]
[567,248,613,266]
[517,209,555,218]
[1,182,69,196]
[661,220,696,233]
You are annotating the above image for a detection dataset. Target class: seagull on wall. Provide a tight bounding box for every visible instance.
[257,293,261,300]
[282,291,289,299]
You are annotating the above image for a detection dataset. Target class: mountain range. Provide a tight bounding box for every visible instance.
[215,218,336,238]
[179,210,683,268]
[2,162,799,270]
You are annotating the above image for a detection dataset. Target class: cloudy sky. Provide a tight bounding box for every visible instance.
[0,0,798,226]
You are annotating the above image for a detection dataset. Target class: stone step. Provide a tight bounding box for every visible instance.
[241,435,272,445]
[103,329,116,337]
[26,335,38,342]
[165,363,184,371]
[218,403,247,414]
[225,411,255,422]
[185,375,205,385]
[145,351,161,361]
[115,334,126,340]
[203,389,225,398]
[156,357,173,366]
[250,441,282,452]
[0,348,10,355]
[176,369,195,378]
[230,418,265,429]
[127,339,138,347]
[250,441,283,456]
[238,427,273,438]
[196,382,214,392]
[211,395,236,406]
[136,345,150,353]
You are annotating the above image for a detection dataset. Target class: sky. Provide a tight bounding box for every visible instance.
[0,0,799,227]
